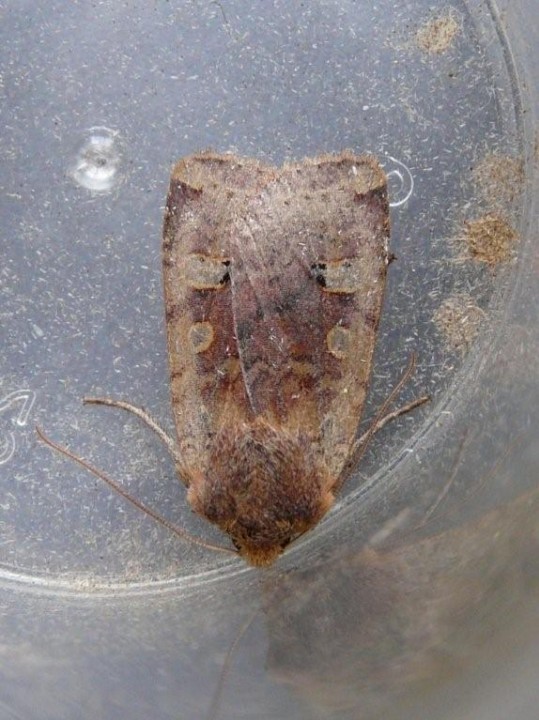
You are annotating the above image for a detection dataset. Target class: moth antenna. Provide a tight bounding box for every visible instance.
[205,605,260,720]
[35,426,238,557]
[338,353,430,486]
[83,397,183,468]
[370,352,421,429]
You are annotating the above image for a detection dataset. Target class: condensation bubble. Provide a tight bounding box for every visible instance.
[382,155,415,208]
[69,127,124,193]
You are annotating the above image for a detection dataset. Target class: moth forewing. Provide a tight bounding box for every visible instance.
[163,152,391,566]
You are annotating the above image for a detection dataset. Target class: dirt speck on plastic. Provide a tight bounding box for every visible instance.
[433,294,486,354]
[415,9,461,55]
[473,154,525,211]
[463,214,518,266]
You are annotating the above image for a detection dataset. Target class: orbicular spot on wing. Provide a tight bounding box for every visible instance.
[310,257,366,294]
[184,253,230,290]
[188,321,215,354]
[326,325,352,359]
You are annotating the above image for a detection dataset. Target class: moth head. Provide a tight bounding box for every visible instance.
[187,418,335,567]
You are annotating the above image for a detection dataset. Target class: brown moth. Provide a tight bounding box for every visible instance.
[38,151,428,568]
[161,151,393,566]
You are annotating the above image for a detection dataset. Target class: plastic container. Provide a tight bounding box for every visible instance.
[1,1,537,718]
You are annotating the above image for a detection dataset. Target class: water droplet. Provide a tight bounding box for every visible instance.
[69,127,125,193]
[382,155,414,208]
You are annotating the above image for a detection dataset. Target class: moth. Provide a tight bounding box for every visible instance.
[38,152,428,567]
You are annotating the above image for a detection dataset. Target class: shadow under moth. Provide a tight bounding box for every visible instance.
[39,151,428,567]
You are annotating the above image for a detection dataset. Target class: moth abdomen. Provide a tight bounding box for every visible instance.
[186,418,334,566]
